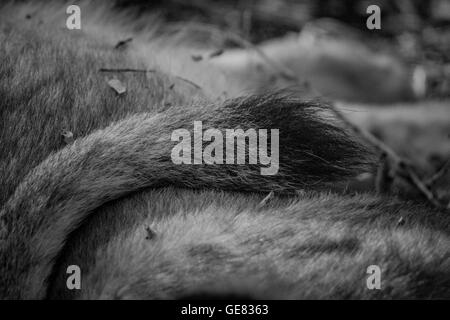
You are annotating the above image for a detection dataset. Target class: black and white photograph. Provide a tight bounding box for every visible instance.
[0,0,449,304]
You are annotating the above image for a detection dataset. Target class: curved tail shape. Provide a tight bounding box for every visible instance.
[0,94,370,299]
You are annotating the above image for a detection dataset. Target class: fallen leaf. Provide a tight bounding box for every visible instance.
[61,130,74,145]
[114,37,133,49]
[396,217,406,227]
[209,48,224,58]
[145,226,156,240]
[191,54,203,62]
[107,78,126,95]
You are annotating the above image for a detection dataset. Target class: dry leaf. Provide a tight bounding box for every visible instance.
[114,37,132,49]
[396,217,406,227]
[107,78,126,95]
[145,226,156,240]
[61,130,74,145]
[191,54,203,62]
[209,48,224,58]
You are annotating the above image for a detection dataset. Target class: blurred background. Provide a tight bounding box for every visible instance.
[113,0,450,99]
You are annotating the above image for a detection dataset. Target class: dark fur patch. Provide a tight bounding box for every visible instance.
[284,237,360,259]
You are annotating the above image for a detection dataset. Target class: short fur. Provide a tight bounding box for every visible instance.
[0,2,449,300]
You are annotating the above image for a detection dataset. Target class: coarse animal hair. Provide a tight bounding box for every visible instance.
[0,1,449,300]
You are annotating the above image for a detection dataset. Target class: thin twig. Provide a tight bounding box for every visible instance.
[99,68,155,73]
[331,102,445,209]
[99,68,203,91]
[114,37,133,49]
[174,76,203,90]
[168,23,301,83]
[223,30,298,82]
[425,158,450,188]
[375,152,394,194]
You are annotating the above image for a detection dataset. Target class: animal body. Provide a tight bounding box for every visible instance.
[0,2,449,300]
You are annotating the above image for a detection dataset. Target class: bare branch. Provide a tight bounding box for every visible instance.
[99,68,202,91]
[330,102,446,209]
[174,76,203,90]
[425,158,450,188]
[167,23,302,83]
[375,152,394,194]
